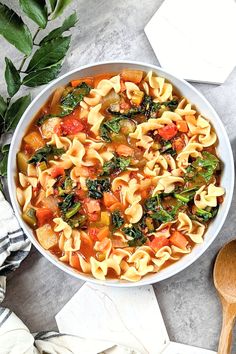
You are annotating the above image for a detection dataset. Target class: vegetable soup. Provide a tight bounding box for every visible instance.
[16,69,224,281]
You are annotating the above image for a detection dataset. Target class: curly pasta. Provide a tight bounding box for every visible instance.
[16,69,224,282]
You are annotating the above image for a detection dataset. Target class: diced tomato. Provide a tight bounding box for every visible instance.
[169,230,188,249]
[88,213,100,222]
[88,227,100,241]
[84,198,101,213]
[173,137,185,152]
[149,236,170,251]
[158,123,178,140]
[97,226,110,241]
[75,188,87,199]
[51,166,65,178]
[36,208,53,227]
[177,120,188,133]
[24,143,33,155]
[58,117,84,136]
[116,144,134,157]
[103,192,118,208]
[217,195,224,204]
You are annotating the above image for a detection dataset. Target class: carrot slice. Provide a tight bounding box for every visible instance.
[36,208,53,227]
[71,77,94,87]
[149,236,170,251]
[103,192,118,208]
[169,230,188,249]
[97,226,110,241]
[177,120,188,133]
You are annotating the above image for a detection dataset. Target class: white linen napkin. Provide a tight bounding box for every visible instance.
[145,0,236,84]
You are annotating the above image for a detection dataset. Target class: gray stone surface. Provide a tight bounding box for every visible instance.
[1,0,236,351]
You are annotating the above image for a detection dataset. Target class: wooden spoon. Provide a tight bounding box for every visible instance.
[214,240,236,354]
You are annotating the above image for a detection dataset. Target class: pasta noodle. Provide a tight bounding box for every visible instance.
[16,69,224,282]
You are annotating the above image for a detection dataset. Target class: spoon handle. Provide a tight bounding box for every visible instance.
[218,298,236,354]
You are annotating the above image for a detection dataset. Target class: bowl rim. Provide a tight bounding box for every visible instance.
[7,60,235,287]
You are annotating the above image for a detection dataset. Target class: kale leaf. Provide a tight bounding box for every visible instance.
[60,82,91,114]
[101,155,130,176]
[112,210,124,229]
[163,99,178,111]
[100,116,128,142]
[86,178,111,199]
[58,193,81,220]
[186,151,219,182]
[28,145,65,164]
[122,225,147,247]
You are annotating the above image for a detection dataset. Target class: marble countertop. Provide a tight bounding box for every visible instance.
[1,0,236,351]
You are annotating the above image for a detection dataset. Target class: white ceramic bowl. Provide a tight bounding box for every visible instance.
[8,61,234,287]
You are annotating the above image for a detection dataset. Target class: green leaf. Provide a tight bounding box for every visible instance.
[0,144,10,177]
[23,62,62,87]
[5,94,31,131]
[0,95,7,118]
[52,0,72,19]
[26,36,71,72]
[60,82,91,114]
[28,145,65,164]
[0,4,33,56]
[19,0,47,29]
[49,0,57,12]
[5,57,21,97]
[112,210,124,229]
[40,12,77,44]
[86,178,111,199]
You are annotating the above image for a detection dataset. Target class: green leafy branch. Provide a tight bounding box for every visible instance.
[0,0,78,184]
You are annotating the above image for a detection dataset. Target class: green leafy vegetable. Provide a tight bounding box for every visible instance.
[5,57,21,97]
[186,152,219,182]
[61,82,91,114]
[122,226,147,247]
[52,0,72,19]
[195,207,218,221]
[100,116,125,142]
[23,62,62,87]
[0,95,7,118]
[101,155,130,176]
[64,202,81,219]
[86,178,111,199]
[58,176,74,195]
[141,95,161,118]
[0,3,33,56]
[19,0,48,29]
[112,210,124,229]
[163,99,178,111]
[67,215,86,228]
[26,36,71,73]
[58,194,81,221]
[151,209,174,223]
[160,140,176,156]
[173,187,198,203]
[0,144,10,177]
[4,94,31,132]
[28,145,65,164]
[40,12,77,44]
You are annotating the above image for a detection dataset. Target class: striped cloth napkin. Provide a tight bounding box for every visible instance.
[0,191,137,353]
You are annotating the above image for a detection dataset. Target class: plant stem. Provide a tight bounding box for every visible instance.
[18,27,41,72]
